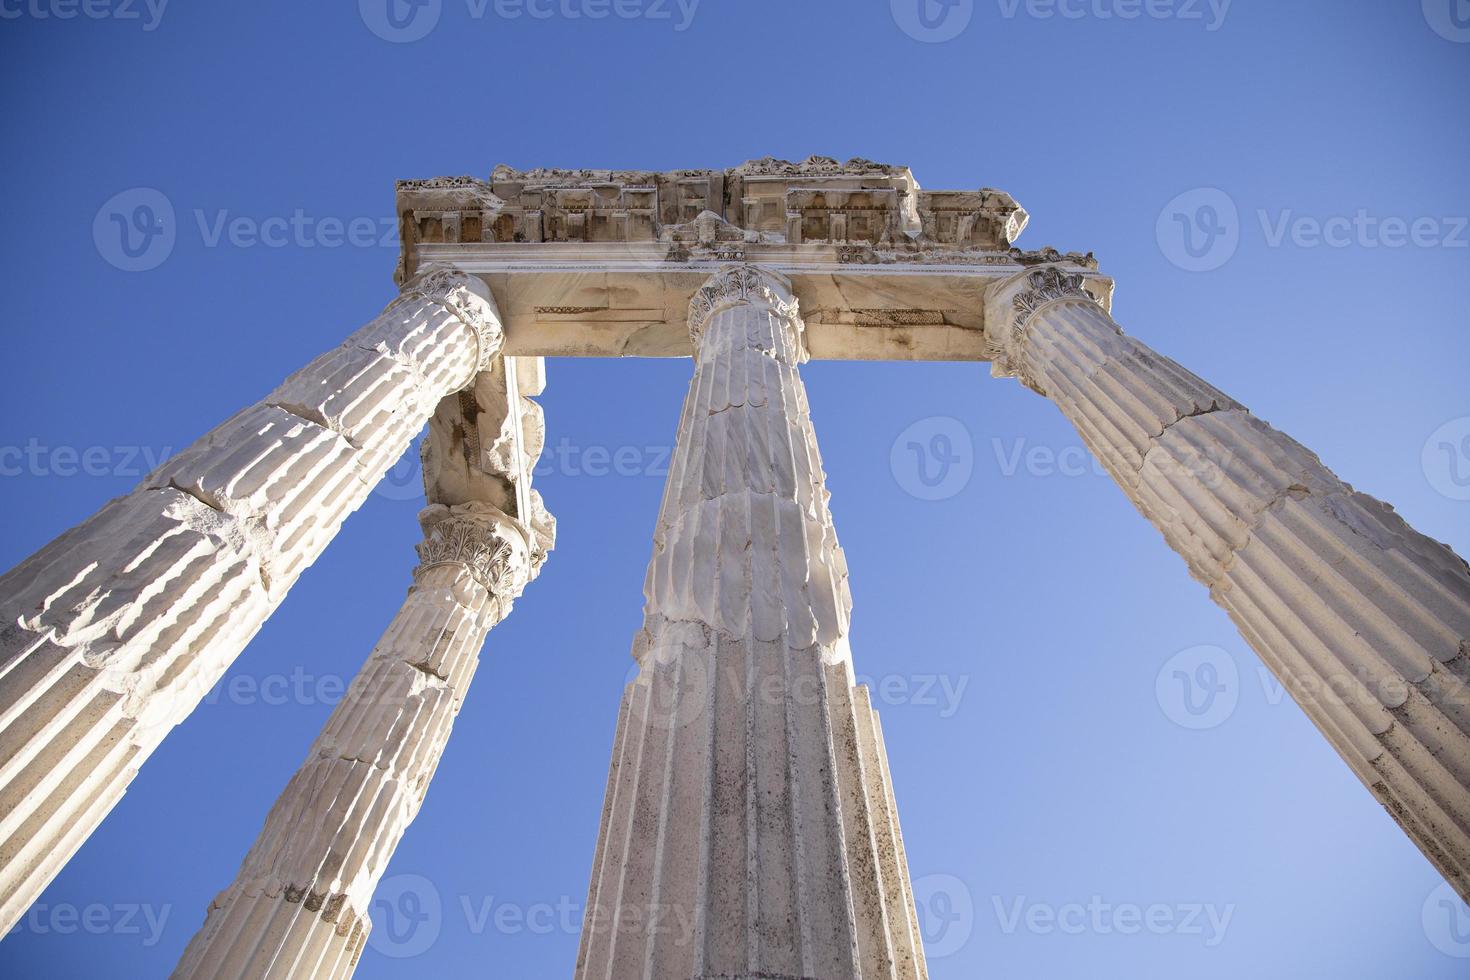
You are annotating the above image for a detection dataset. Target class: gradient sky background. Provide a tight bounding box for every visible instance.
[1,1,1468,977]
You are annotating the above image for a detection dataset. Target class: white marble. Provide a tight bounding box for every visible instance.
[172,502,545,980]
[0,270,502,933]
[575,265,927,980]
[986,266,1470,901]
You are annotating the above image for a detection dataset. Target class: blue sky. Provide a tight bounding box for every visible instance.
[1,1,1468,976]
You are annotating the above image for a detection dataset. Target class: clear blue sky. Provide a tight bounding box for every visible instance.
[1,2,1468,977]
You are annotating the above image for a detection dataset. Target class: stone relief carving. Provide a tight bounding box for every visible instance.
[400,268,504,374]
[687,264,801,345]
[395,157,1036,281]
[416,503,533,598]
[1012,267,1094,329]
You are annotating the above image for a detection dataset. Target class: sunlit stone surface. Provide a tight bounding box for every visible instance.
[2,156,1466,977]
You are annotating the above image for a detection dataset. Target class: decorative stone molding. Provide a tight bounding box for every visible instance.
[1012,266,1093,327]
[395,156,1033,281]
[416,502,534,603]
[686,264,801,347]
[400,268,504,376]
[983,265,1105,393]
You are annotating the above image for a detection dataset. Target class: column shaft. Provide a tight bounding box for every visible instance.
[988,267,1470,898]
[172,502,542,980]
[0,270,502,932]
[575,266,928,980]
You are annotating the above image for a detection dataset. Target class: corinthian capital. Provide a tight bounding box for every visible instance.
[983,265,1105,392]
[415,502,535,600]
[400,268,505,376]
[687,264,801,348]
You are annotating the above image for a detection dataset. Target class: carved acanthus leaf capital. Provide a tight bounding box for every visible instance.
[415,502,535,599]
[985,266,1101,393]
[687,265,801,348]
[401,269,504,377]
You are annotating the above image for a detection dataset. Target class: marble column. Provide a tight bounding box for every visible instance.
[0,270,503,933]
[986,266,1470,899]
[172,501,545,980]
[575,266,928,980]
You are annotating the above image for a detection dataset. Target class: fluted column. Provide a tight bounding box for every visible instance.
[173,502,544,980]
[985,266,1470,899]
[575,266,928,980]
[0,270,504,932]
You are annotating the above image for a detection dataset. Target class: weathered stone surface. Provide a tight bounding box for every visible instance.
[172,503,545,980]
[986,266,1470,901]
[0,269,502,934]
[575,265,927,979]
[400,156,1033,257]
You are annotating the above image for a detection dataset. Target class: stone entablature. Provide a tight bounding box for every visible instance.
[396,156,1038,285]
[396,159,1108,364]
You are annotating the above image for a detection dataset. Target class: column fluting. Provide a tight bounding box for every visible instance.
[574,265,929,980]
[172,502,544,980]
[986,266,1470,900]
[0,270,503,932]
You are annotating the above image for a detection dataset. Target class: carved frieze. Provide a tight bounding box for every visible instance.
[396,157,1036,281]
